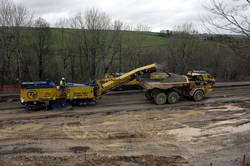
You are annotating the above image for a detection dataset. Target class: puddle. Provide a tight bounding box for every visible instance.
[204,122,250,137]
[167,127,201,141]
[169,111,205,118]
[234,113,246,116]
[101,120,120,125]
[0,123,44,135]
[206,119,244,128]
[166,120,250,141]
[63,123,96,139]
[106,143,127,148]
[207,104,243,112]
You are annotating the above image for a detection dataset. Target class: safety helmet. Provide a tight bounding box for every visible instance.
[62,77,65,80]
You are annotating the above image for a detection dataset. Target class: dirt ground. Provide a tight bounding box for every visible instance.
[0,86,250,166]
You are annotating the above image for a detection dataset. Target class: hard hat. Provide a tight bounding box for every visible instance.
[62,77,65,80]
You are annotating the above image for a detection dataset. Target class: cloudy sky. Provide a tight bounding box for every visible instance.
[13,0,212,32]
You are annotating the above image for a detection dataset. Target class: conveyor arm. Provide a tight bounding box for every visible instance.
[96,64,157,95]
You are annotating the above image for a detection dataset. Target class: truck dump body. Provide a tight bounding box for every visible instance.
[142,73,189,90]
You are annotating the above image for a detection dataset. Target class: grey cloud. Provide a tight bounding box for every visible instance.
[12,0,218,32]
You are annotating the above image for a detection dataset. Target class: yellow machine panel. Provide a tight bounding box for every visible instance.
[66,86,95,100]
[20,88,58,103]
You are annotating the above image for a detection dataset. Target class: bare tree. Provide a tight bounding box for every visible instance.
[55,18,79,81]
[113,20,123,72]
[101,20,124,74]
[203,0,250,68]
[0,0,33,83]
[69,8,121,79]
[167,23,199,73]
[0,0,32,27]
[32,17,51,80]
[84,8,110,78]
[204,0,250,37]
[135,24,151,32]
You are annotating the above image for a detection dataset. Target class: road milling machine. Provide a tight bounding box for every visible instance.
[20,64,157,110]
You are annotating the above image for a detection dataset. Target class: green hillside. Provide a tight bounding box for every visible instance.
[49,28,168,49]
[1,27,249,84]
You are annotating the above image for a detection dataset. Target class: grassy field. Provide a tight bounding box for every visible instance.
[49,28,169,49]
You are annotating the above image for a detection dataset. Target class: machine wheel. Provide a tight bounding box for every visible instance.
[154,92,167,105]
[145,90,153,100]
[47,101,54,109]
[25,105,33,111]
[167,91,180,104]
[193,90,204,101]
[117,87,124,91]
[90,99,97,105]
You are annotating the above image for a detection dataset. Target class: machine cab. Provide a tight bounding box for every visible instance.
[186,70,215,85]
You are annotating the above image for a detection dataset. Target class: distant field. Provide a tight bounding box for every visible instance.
[49,28,169,49]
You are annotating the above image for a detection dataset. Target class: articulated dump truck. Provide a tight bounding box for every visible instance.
[141,70,215,105]
[20,64,214,110]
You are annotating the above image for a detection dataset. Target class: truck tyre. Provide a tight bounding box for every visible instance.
[167,91,180,104]
[154,92,167,105]
[145,90,153,100]
[193,90,204,101]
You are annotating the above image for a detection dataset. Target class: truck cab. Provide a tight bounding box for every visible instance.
[186,70,215,85]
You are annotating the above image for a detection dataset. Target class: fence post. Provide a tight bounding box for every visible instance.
[242,154,246,166]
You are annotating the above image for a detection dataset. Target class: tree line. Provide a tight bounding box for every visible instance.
[0,0,249,85]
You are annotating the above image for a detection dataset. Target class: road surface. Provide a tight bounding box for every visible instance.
[0,86,250,165]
